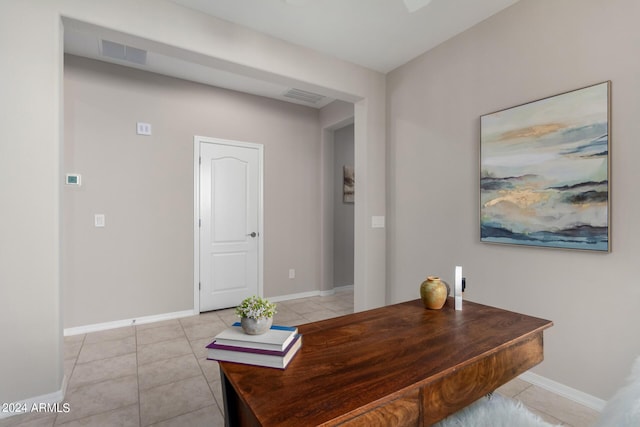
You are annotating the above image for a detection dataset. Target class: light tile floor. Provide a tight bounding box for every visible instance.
[1,289,599,427]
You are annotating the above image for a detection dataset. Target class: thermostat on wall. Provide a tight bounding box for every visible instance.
[65,173,81,186]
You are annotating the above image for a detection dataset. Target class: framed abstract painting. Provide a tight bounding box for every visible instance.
[480,81,610,252]
[343,165,355,203]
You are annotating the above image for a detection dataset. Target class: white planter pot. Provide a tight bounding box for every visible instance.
[241,317,273,335]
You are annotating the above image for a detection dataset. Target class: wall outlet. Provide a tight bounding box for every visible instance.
[288,269,295,279]
[371,215,385,228]
[94,214,105,228]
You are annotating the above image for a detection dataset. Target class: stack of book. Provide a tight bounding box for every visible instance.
[206,322,301,369]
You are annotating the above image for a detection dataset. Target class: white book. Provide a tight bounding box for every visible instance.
[207,335,302,370]
[213,323,298,352]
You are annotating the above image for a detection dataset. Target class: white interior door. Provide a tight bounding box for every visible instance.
[197,138,262,312]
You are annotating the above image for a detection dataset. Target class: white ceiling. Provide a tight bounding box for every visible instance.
[64,0,520,108]
[169,0,521,73]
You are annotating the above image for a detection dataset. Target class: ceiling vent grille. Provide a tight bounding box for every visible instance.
[282,88,326,104]
[101,40,147,65]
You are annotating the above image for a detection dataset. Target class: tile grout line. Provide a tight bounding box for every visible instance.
[53,334,86,427]
[138,316,217,425]
[56,335,142,427]
[512,384,572,426]
[135,325,142,427]
[193,313,226,415]
[157,314,222,424]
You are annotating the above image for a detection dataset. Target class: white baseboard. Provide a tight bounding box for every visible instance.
[519,371,606,412]
[64,286,356,335]
[268,285,354,302]
[0,375,67,420]
[63,309,196,336]
[321,284,354,296]
[267,290,321,302]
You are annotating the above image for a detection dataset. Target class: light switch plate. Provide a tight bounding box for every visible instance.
[136,122,152,135]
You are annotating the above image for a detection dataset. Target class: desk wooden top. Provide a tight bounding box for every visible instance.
[219,298,552,426]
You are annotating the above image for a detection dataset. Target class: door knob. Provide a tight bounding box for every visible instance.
[247,232,257,238]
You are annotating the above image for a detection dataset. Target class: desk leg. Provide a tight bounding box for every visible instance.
[220,366,261,426]
[220,366,239,427]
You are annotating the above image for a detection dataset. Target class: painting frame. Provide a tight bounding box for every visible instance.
[480,81,611,252]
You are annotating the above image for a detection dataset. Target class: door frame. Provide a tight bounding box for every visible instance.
[193,135,264,313]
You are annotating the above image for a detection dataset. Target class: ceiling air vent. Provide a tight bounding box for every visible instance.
[101,39,147,65]
[282,88,326,104]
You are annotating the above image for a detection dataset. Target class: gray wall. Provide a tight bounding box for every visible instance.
[63,55,321,327]
[333,124,355,286]
[387,0,640,400]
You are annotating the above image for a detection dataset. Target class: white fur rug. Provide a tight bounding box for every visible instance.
[433,394,559,427]
[435,355,640,427]
[594,355,640,427]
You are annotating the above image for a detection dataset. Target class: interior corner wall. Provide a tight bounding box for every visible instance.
[354,96,387,312]
[386,0,640,400]
[0,1,64,407]
[333,124,355,287]
[63,55,321,327]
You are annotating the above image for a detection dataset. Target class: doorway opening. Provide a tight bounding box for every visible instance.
[332,124,355,290]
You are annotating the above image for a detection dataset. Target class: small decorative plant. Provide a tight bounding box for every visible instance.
[236,296,277,335]
[235,296,277,319]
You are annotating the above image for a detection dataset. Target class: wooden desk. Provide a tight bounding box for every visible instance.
[219,298,552,426]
